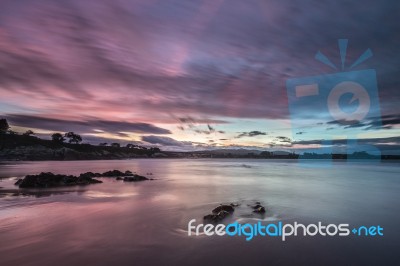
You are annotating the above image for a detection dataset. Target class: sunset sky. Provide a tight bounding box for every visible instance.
[0,0,399,153]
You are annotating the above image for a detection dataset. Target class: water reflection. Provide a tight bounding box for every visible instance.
[0,159,399,265]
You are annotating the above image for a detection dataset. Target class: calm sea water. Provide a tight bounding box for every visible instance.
[0,159,399,266]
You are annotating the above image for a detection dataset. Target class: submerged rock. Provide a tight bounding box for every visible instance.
[212,204,235,214]
[253,206,266,213]
[252,204,266,214]
[79,172,101,178]
[202,201,268,223]
[122,174,149,182]
[204,204,236,223]
[101,170,133,177]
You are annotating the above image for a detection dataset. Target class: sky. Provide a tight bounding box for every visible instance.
[0,0,399,154]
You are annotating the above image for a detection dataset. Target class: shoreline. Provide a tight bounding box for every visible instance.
[1,157,399,162]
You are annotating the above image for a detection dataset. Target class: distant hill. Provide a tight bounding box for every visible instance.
[192,149,293,156]
[193,148,264,155]
[1,133,399,161]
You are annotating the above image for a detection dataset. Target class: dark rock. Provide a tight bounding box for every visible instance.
[252,205,266,214]
[99,170,150,181]
[101,170,133,177]
[88,178,102,184]
[253,206,266,213]
[123,174,149,182]
[203,214,216,222]
[217,210,230,220]
[15,172,103,188]
[14,169,149,188]
[79,172,101,178]
[212,204,234,214]
[204,204,236,223]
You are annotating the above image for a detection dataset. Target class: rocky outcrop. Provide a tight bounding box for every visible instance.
[202,201,267,223]
[101,170,133,177]
[121,175,149,182]
[204,204,236,223]
[14,169,151,188]
[15,172,102,188]
[98,170,150,181]
[252,204,266,213]
[212,205,235,214]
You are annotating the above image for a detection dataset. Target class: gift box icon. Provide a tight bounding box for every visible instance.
[286,39,381,164]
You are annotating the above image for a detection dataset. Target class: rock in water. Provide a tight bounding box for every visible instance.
[14,169,150,188]
[123,174,149,182]
[252,204,266,214]
[253,206,266,213]
[15,172,102,188]
[101,170,133,177]
[212,205,235,214]
[203,204,236,223]
[79,172,101,178]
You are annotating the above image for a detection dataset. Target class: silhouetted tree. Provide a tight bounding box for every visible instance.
[0,119,10,134]
[23,130,35,136]
[126,144,135,149]
[64,132,82,144]
[111,143,120,148]
[260,151,272,157]
[51,133,65,143]
[99,143,108,146]
[150,147,161,153]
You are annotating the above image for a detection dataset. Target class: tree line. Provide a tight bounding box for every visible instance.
[0,118,160,152]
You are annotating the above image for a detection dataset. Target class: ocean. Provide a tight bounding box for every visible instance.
[0,159,399,265]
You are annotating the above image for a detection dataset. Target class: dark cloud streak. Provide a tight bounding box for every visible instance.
[6,114,171,135]
[236,131,267,138]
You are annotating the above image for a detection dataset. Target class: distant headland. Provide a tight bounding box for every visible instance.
[0,118,399,161]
